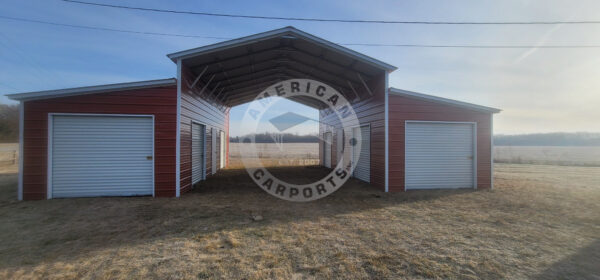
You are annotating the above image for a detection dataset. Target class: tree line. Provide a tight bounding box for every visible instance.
[0,104,18,143]
[494,132,600,146]
[230,132,319,143]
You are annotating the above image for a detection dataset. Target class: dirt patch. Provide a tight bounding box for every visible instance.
[0,164,598,279]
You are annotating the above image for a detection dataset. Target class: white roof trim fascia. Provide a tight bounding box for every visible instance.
[7,78,177,101]
[167,26,397,72]
[389,87,501,113]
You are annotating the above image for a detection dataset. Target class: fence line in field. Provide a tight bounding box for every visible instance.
[0,150,18,166]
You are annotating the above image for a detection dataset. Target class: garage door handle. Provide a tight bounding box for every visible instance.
[146,156,153,160]
[467,156,473,159]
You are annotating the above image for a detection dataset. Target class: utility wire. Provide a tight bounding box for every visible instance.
[0,15,231,40]
[62,0,600,25]
[2,15,600,49]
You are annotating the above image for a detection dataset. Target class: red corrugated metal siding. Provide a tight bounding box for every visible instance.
[22,86,178,200]
[388,95,492,192]
[179,65,229,194]
[319,73,387,191]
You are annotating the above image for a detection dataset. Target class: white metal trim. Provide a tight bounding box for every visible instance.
[151,115,156,197]
[389,88,501,113]
[18,102,23,201]
[176,60,182,197]
[403,122,407,192]
[167,27,397,71]
[47,113,156,199]
[490,115,494,190]
[404,120,478,190]
[384,73,389,192]
[47,113,53,199]
[7,78,176,101]
[473,123,478,190]
[203,125,207,180]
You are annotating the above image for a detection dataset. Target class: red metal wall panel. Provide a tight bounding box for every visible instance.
[22,86,178,200]
[388,95,492,192]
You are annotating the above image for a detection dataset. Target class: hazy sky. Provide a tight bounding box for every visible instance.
[1,0,599,135]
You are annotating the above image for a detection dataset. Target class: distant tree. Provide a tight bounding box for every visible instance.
[0,104,18,143]
[494,132,600,146]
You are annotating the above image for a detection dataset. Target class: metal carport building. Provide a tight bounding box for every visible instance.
[7,26,499,200]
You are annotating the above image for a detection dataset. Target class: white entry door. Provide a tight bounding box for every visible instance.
[323,132,332,168]
[50,115,154,198]
[211,128,217,174]
[191,122,205,184]
[352,125,370,182]
[220,130,226,168]
[336,128,344,166]
[405,121,475,190]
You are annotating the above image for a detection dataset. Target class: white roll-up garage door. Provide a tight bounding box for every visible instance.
[192,122,205,184]
[352,125,370,182]
[50,115,154,198]
[405,122,475,190]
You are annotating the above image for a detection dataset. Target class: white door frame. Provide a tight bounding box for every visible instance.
[192,120,207,182]
[404,120,477,190]
[47,113,155,199]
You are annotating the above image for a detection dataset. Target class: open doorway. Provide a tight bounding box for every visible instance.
[228,96,321,170]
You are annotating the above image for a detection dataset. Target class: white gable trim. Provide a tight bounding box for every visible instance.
[167,26,397,72]
[7,78,177,101]
[389,88,501,113]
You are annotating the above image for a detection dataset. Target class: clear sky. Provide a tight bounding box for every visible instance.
[1,0,599,135]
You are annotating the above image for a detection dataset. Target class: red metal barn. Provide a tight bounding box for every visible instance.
[7,27,499,200]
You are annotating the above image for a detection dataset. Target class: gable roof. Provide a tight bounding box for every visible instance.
[167,26,397,72]
[389,87,501,113]
[6,78,176,101]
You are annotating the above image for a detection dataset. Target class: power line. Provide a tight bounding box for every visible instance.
[344,43,600,49]
[63,0,600,25]
[0,15,231,40]
[2,14,600,49]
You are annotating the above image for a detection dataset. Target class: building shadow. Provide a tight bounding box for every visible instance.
[534,239,600,279]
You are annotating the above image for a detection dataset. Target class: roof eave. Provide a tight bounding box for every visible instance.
[389,87,501,113]
[167,26,397,72]
[7,78,177,102]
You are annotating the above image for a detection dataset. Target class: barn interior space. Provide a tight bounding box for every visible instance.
[170,27,394,192]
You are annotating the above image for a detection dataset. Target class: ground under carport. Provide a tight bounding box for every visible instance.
[0,164,598,279]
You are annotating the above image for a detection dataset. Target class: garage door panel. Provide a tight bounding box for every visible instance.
[405,122,474,190]
[51,115,154,198]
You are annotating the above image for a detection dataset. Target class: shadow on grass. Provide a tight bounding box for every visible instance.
[534,239,600,280]
[0,166,475,270]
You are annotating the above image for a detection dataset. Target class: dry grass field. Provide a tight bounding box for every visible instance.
[229,143,319,167]
[0,163,598,279]
[495,146,600,166]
